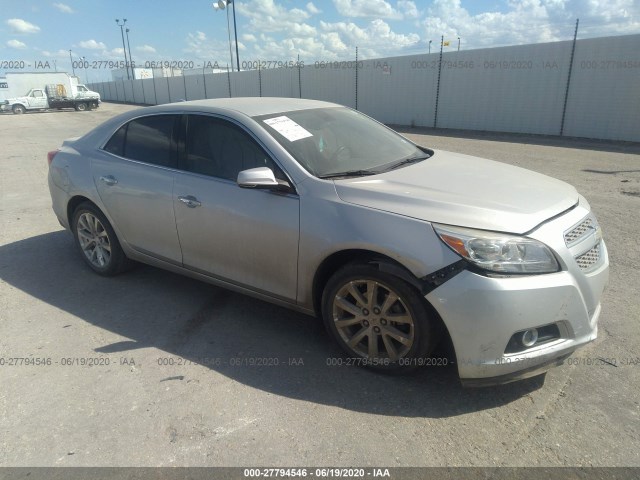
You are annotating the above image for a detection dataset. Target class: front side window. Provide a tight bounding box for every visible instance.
[103,115,178,168]
[184,115,283,181]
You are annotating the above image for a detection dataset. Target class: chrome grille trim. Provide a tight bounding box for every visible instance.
[564,217,594,246]
[575,243,601,271]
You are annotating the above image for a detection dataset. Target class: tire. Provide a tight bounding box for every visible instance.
[90,101,99,109]
[75,102,88,112]
[71,202,131,276]
[322,263,438,373]
[12,105,25,115]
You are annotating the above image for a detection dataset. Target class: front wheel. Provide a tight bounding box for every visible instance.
[75,102,88,111]
[322,263,438,373]
[72,202,130,276]
[12,105,25,114]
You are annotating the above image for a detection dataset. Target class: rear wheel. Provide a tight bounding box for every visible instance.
[322,263,437,373]
[12,105,25,114]
[72,202,130,276]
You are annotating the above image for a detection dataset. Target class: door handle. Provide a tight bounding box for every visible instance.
[178,195,201,208]
[100,175,118,186]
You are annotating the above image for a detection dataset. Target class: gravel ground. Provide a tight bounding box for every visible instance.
[0,103,639,469]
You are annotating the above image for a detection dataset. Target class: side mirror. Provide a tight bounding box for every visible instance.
[237,167,280,189]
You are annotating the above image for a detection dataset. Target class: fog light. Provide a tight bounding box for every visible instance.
[521,328,539,347]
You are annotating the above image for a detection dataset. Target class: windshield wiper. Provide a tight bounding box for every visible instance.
[318,170,379,179]
[379,154,430,172]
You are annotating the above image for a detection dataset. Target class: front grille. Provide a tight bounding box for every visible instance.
[564,217,593,246]
[575,243,601,270]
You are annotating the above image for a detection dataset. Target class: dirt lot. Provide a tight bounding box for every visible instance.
[0,103,639,468]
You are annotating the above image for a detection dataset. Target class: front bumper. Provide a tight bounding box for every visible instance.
[426,199,609,385]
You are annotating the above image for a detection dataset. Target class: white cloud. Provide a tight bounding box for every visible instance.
[78,39,107,50]
[7,39,27,49]
[320,19,420,57]
[182,0,639,65]
[136,44,157,53]
[41,49,69,57]
[307,2,321,14]
[53,3,74,14]
[236,0,313,33]
[6,18,41,34]
[422,0,640,50]
[398,0,420,19]
[184,31,237,64]
[332,0,402,19]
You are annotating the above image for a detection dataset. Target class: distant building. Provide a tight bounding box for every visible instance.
[111,66,232,81]
[182,67,229,76]
[111,67,183,81]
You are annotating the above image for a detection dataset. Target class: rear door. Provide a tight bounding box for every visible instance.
[173,114,300,301]
[91,114,183,264]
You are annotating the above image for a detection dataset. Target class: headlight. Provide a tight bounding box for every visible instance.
[433,224,559,274]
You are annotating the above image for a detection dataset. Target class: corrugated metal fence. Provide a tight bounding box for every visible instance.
[89,33,640,142]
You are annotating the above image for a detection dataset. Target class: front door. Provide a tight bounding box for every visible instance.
[173,114,299,301]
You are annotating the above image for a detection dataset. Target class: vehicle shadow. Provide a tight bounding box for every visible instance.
[391,125,640,155]
[0,231,546,418]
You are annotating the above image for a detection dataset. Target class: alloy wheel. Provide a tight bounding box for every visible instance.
[332,279,415,361]
[76,212,111,268]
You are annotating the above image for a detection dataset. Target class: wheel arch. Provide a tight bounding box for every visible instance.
[312,249,425,315]
[312,248,454,358]
[66,195,99,226]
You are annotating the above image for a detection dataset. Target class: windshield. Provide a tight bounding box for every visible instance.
[254,107,427,178]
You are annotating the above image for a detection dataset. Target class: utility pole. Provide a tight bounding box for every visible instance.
[230,1,240,72]
[126,27,134,79]
[560,18,580,136]
[69,49,75,75]
[458,37,461,51]
[115,19,130,80]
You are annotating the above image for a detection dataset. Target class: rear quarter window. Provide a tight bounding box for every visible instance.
[104,124,126,157]
[103,115,178,168]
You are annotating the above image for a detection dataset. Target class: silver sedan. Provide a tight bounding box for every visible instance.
[47,98,609,386]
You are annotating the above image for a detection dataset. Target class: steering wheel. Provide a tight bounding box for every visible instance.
[330,145,350,163]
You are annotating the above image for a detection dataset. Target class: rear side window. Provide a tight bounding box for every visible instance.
[103,115,178,168]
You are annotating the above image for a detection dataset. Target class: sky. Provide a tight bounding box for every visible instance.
[1,0,639,81]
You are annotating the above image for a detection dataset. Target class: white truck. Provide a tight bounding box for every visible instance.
[0,72,100,114]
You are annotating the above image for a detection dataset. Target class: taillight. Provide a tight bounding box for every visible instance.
[47,149,60,166]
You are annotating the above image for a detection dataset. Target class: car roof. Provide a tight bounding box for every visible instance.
[142,97,342,117]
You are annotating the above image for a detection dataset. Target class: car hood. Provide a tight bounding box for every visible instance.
[333,149,578,234]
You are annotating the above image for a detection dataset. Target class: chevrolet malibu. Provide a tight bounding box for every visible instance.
[47,98,609,386]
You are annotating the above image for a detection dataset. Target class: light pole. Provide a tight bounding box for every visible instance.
[115,19,130,80]
[458,37,461,52]
[126,28,134,79]
[69,49,75,75]
[82,56,88,83]
[214,0,240,72]
[214,1,235,71]
[428,40,432,54]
